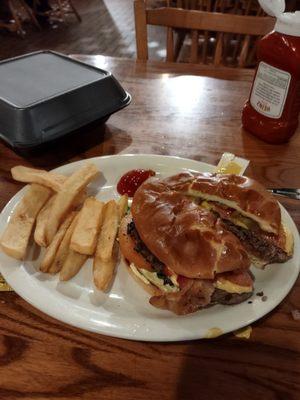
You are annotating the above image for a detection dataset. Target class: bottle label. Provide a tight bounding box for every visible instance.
[250,62,291,119]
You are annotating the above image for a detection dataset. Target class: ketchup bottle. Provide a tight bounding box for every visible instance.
[242,0,300,144]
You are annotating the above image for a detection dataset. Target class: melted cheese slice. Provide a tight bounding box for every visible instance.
[215,279,253,294]
[129,263,179,293]
[201,200,251,230]
[130,263,253,295]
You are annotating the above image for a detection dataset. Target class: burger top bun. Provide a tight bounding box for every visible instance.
[131,175,250,280]
[188,173,281,234]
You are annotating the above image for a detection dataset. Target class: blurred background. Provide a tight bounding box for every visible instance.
[0,0,167,61]
[0,0,299,65]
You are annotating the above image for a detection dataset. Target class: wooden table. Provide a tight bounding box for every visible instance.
[0,56,299,400]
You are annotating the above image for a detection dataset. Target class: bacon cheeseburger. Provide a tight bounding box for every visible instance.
[188,173,294,268]
[119,173,264,315]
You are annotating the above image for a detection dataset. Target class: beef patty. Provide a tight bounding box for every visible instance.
[222,219,289,264]
[211,288,252,305]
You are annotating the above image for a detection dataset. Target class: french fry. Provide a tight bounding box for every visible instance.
[93,200,119,290]
[70,197,104,255]
[40,212,76,273]
[34,196,55,247]
[95,200,119,262]
[59,250,88,281]
[93,242,118,291]
[11,166,66,192]
[0,184,52,260]
[47,213,79,274]
[73,189,87,210]
[117,195,128,221]
[34,189,87,248]
[45,163,99,244]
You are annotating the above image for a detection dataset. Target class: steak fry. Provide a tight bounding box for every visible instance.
[45,163,99,244]
[11,166,66,192]
[0,184,52,260]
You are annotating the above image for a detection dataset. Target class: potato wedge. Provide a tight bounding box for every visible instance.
[59,250,88,281]
[45,163,99,244]
[0,184,52,260]
[70,197,104,255]
[34,188,87,248]
[73,189,87,210]
[117,195,128,221]
[47,213,79,274]
[34,196,55,247]
[95,200,119,262]
[40,212,76,273]
[11,166,66,192]
[93,242,118,291]
[93,200,119,290]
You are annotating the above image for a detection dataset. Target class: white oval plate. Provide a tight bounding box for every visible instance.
[0,154,299,342]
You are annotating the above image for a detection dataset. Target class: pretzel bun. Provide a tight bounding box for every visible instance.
[131,177,250,280]
[188,173,281,234]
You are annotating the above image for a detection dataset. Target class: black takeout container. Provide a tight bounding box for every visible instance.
[0,50,131,150]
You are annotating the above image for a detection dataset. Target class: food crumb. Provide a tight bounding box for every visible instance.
[204,327,223,338]
[291,309,300,320]
[262,296,268,302]
[256,291,264,297]
[234,325,252,339]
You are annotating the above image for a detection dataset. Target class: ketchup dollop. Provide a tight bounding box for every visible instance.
[117,169,155,197]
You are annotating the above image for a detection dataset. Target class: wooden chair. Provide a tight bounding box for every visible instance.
[134,0,275,67]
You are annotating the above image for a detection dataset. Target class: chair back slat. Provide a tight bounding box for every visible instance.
[146,8,274,35]
[190,29,199,63]
[166,28,175,61]
[134,0,275,67]
[134,0,149,60]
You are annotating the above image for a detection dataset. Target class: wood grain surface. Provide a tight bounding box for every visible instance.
[0,56,299,400]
